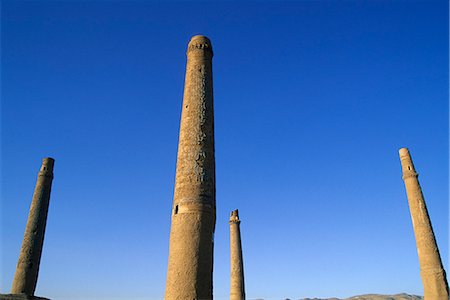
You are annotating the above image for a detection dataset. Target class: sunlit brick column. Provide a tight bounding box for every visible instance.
[229,210,245,300]
[165,35,216,300]
[399,148,449,300]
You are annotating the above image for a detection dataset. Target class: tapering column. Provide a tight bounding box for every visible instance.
[399,148,449,300]
[165,35,216,300]
[229,210,245,300]
[12,158,55,296]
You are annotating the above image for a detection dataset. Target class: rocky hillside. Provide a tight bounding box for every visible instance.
[299,293,423,300]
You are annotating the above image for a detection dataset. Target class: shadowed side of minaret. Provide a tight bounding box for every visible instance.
[11,158,55,296]
[165,35,216,300]
[229,210,245,300]
[399,148,449,300]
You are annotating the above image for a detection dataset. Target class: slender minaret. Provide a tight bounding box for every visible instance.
[12,158,55,296]
[165,35,216,300]
[399,148,449,300]
[229,210,245,300]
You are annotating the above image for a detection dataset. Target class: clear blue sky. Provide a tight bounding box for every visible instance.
[1,1,448,299]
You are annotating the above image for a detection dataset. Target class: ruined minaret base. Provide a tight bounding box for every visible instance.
[0,294,50,300]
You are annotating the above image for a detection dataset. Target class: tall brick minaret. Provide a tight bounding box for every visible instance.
[12,158,55,296]
[229,210,245,300]
[399,148,449,299]
[165,35,216,300]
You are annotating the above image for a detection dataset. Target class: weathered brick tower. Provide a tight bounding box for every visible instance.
[11,158,55,297]
[165,35,216,300]
[229,210,245,300]
[399,148,449,300]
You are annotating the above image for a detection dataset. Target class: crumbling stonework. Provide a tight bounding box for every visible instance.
[399,148,449,300]
[11,158,55,296]
[165,35,216,300]
[0,294,49,300]
[229,210,245,300]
